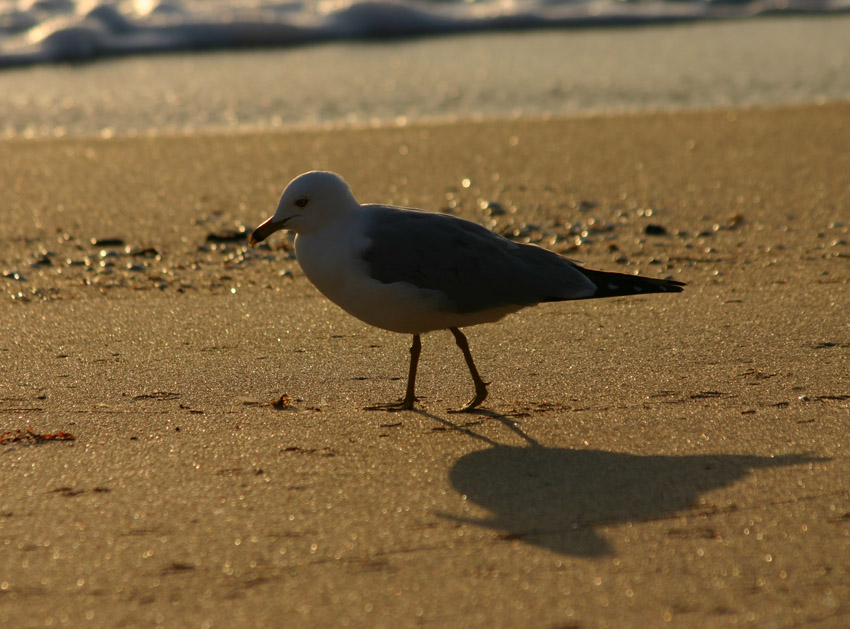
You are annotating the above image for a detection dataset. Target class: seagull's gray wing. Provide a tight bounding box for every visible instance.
[361,206,598,313]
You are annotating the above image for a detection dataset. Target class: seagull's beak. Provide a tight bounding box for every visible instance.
[248,216,290,247]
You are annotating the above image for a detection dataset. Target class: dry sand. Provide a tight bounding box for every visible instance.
[1,103,849,627]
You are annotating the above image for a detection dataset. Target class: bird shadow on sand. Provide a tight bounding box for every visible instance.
[418,409,826,557]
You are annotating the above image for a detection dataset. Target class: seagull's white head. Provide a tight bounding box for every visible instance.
[249,171,358,245]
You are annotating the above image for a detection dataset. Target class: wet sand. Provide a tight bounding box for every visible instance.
[1,103,849,627]
[3,15,850,139]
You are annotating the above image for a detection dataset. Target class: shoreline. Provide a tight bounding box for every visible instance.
[6,96,849,144]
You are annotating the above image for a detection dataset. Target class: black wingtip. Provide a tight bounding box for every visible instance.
[578,268,686,299]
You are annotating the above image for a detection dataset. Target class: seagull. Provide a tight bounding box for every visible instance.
[249,171,684,412]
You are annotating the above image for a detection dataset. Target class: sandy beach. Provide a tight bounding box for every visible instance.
[1,103,849,627]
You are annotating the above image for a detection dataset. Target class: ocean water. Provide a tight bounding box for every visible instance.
[2,0,847,67]
[1,2,849,138]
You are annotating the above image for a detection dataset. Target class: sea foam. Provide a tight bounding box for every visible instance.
[2,0,848,67]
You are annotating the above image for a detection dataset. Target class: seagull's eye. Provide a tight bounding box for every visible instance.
[294,198,309,208]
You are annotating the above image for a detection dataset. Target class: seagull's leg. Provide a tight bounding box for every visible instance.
[364,334,421,411]
[448,327,489,413]
[399,334,422,408]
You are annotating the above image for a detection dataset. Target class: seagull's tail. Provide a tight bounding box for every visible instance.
[572,267,686,300]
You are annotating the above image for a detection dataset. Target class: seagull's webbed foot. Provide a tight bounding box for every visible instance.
[364,395,417,412]
[448,380,488,413]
